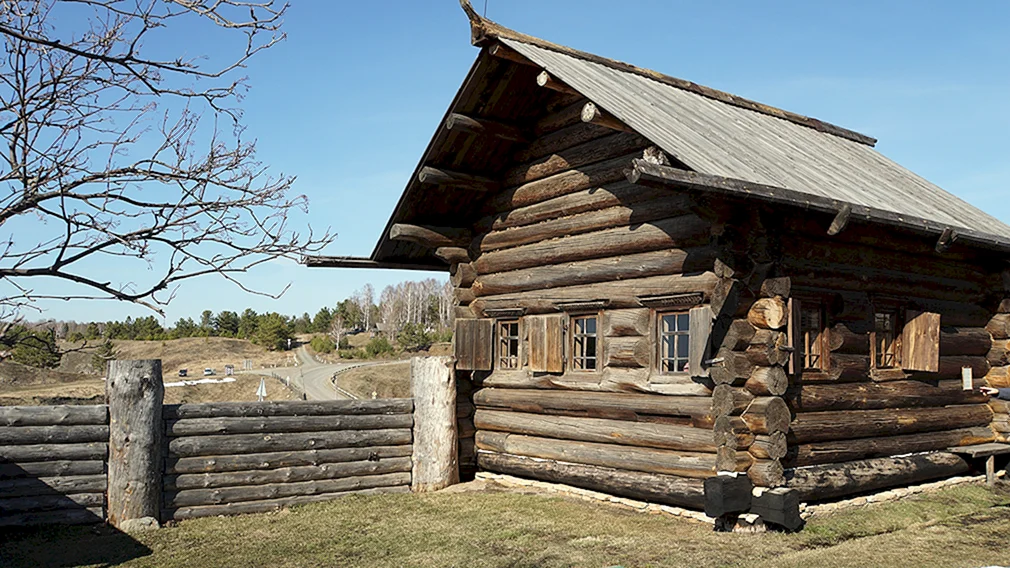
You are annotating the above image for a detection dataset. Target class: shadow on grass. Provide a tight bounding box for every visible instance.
[0,523,152,568]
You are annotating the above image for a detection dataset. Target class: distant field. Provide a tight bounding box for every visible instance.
[0,337,298,405]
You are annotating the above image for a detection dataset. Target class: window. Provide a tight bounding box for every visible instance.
[874,311,899,368]
[570,315,597,371]
[497,320,520,370]
[800,305,827,370]
[659,312,691,373]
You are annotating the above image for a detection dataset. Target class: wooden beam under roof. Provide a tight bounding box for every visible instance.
[389,223,472,249]
[487,42,536,67]
[581,102,634,133]
[417,166,499,192]
[536,70,580,96]
[444,113,529,143]
[302,256,446,271]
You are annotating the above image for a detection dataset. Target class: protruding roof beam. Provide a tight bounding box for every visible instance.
[302,255,445,271]
[417,166,500,192]
[935,227,959,253]
[536,70,580,96]
[827,204,852,236]
[435,247,472,264]
[444,113,529,143]
[487,42,536,66]
[389,223,472,249]
[581,102,634,133]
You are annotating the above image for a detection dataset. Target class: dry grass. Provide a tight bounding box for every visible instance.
[337,361,411,399]
[0,337,299,405]
[2,483,1009,568]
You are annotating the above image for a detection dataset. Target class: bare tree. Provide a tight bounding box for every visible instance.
[0,0,332,348]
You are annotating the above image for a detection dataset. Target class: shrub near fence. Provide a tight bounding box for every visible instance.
[162,399,415,521]
[0,405,109,526]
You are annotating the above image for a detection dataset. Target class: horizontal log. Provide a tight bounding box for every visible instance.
[167,429,413,458]
[473,247,716,298]
[435,247,471,265]
[166,414,412,437]
[165,445,413,475]
[788,268,984,304]
[602,336,650,369]
[474,409,718,452]
[988,345,1008,368]
[450,263,477,288]
[827,321,870,354]
[786,452,970,501]
[444,112,529,143]
[473,272,719,316]
[165,457,412,491]
[785,427,996,467]
[713,415,754,450]
[989,399,1010,414]
[798,353,870,383]
[480,194,689,253]
[0,506,104,527]
[477,450,706,509]
[788,405,993,444]
[163,399,413,420]
[717,320,758,351]
[985,366,1010,388]
[751,433,788,460]
[0,491,104,513]
[0,474,107,498]
[488,181,669,231]
[940,327,993,356]
[741,397,791,435]
[602,308,651,337]
[987,314,1010,340]
[417,166,498,192]
[745,366,789,397]
[473,388,714,420]
[503,131,649,187]
[712,385,755,416]
[905,356,991,382]
[0,405,107,427]
[0,425,108,446]
[716,446,755,472]
[475,214,709,275]
[165,471,409,508]
[476,431,726,478]
[481,368,714,397]
[536,70,579,95]
[0,460,105,480]
[486,153,647,214]
[516,120,612,165]
[165,486,410,521]
[710,349,755,386]
[786,380,989,413]
[748,459,785,488]
[748,297,787,330]
[0,442,106,462]
[533,99,589,138]
[389,223,471,248]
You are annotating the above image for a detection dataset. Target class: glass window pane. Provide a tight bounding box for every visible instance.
[585,317,596,334]
[586,337,596,358]
[677,334,689,358]
[678,314,690,331]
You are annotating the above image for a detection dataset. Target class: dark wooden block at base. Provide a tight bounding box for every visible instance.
[703,474,752,518]
[751,487,803,531]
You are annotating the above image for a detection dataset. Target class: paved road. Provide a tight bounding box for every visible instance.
[289,346,370,400]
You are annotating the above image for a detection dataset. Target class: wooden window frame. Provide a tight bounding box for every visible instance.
[871,307,902,370]
[496,319,521,370]
[657,310,692,375]
[799,301,830,372]
[569,313,599,373]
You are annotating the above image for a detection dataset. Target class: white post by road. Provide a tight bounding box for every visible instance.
[410,356,458,492]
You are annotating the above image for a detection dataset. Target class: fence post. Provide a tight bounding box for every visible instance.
[410,356,459,492]
[107,359,164,531]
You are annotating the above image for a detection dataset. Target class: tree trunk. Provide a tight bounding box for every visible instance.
[473,388,714,421]
[410,356,458,492]
[788,405,993,444]
[786,452,970,501]
[785,427,995,467]
[748,297,787,330]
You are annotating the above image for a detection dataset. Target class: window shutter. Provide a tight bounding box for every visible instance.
[901,310,940,372]
[786,298,801,375]
[454,318,494,371]
[688,305,714,378]
[528,314,564,373]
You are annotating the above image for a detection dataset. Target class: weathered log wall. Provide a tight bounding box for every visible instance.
[0,405,108,527]
[161,399,413,521]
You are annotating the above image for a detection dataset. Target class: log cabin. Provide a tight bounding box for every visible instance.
[306,2,1010,525]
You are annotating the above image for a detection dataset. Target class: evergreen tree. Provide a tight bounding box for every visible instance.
[311,307,333,334]
[253,313,292,351]
[214,311,240,337]
[238,309,259,339]
[9,326,61,368]
[91,340,118,374]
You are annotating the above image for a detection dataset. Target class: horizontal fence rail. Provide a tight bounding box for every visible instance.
[0,405,109,527]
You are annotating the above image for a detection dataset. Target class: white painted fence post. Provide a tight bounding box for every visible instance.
[107,359,163,531]
[410,356,458,491]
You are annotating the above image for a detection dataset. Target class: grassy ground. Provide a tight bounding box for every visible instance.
[337,361,411,399]
[3,482,1010,568]
[0,337,297,405]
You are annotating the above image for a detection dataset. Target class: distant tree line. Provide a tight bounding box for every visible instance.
[27,279,456,358]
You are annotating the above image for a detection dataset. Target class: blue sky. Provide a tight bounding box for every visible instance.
[29,0,1010,324]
